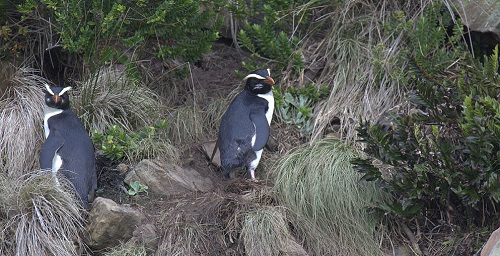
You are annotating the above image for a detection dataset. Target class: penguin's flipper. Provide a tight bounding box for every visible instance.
[40,129,65,170]
[250,112,270,151]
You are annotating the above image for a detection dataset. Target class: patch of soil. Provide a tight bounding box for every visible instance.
[191,42,247,96]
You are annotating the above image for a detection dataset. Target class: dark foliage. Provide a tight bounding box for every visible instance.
[352,3,500,227]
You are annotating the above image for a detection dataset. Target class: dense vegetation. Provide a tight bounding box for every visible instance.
[0,0,498,255]
[354,5,499,221]
[352,3,499,252]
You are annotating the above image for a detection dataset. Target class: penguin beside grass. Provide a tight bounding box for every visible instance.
[216,69,275,180]
[40,84,97,210]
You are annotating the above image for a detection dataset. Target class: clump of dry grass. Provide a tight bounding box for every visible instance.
[271,137,390,255]
[166,104,207,146]
[155,212,214,256]
[299,0,433,142]
[104,242,148,256]
[154,194,227,256]
[242,206,297,256]
[73,67,164,134]
[153,181,272,255]
[0,66,47,173]
[127,131,180,163]
[0,171,86,256]
[166,87,236,147]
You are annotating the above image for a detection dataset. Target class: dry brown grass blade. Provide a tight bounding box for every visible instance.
[0,171,86,256]
[0,66,48,173]
[73,67,163,134]
[298,0,434,143]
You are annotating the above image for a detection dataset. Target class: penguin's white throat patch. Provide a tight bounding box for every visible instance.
[43,105,63,138]
[257,90,274,124]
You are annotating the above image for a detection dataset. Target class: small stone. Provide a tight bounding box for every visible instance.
[86,197,146,250]
[116,163,130,176]
[201,140,221,167]
[130,223,159,253]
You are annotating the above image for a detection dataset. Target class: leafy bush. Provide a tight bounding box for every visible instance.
[17,0,223,66]
[353,3,500,224]
[230,0,311,74]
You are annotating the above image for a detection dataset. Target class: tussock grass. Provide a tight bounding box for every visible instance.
[128,132,180,163]
[154,182,271,256]
[104,242,147,256]
[0,171,86,256]
[155,203,217,256]
[73,67,163,134]
[303,0,433,142]
[203,91,235,136]
[166,88,236,146]
[0,67,47,173]
[242,206,295,256]
[271,137,389,255]
[166,104,206,146]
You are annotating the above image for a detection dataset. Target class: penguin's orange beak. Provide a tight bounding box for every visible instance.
[264,76,275,85]
[52,94,60,104]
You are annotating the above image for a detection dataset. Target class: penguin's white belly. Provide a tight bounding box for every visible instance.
[43,106,63,138]
[250,88,273,147]
[257,90,274,125]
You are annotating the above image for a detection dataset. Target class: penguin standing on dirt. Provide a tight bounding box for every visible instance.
[217,69,275,180]
[40,84,97,210]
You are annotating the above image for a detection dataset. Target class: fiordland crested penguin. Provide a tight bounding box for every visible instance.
[217,69,275,180]
[40,84,97,210]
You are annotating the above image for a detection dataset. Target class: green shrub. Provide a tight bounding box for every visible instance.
[230,0,312,74]
[18,0,223,67]
[353,3,500,224]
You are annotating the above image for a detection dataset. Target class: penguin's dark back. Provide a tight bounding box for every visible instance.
[218,90,268,165]
[220,91,268,137]
[46,109,95,177]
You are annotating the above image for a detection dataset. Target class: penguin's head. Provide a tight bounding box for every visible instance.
[243,68,275,94]
[43,84,72,109]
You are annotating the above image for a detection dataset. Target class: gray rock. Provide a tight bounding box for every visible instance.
[452,0,500,36]
[201,140,221,167]
[282,238,309,256]
[124,159,213,196]
[482,227,500,256]
[116,163,130,176]
[130,223,159,253]
[86,197,146,250]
